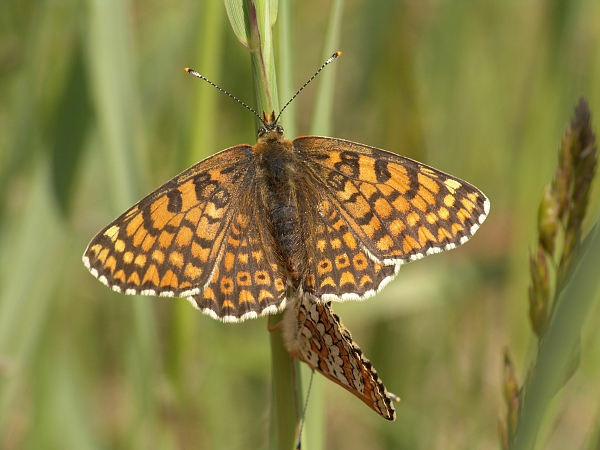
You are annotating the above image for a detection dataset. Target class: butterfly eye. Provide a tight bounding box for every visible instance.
[257,126,267,137]
[276,125,284,134]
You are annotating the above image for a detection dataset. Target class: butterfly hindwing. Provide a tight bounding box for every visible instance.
[283,293,396,420]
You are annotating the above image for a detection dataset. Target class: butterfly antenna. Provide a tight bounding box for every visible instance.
[184,68,265,125]
[295,370,315,450]
[276,51,342,124]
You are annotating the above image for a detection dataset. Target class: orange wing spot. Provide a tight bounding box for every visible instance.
[227,235,241,247]
[236,271,252,286]
[320,276,337,288]
[150,199,175,230]
[353,253,368,271]
[220,276,234,295]
[274,278,286,291]
[203,287,216,301]
[125,213,144,238]
[411,195,428,212]
[417,226,437,246]
[191,242,210,262]
[332,218,346,231]
[123,251,134,264]
[114,269,126,283]
[461,197,476,212]
[467,192,480,203]
[316,238,327,252]
[160,270,178,289]
[444,194,456,208]
[90,244,103,256]
[196,216,220,240]
[224,252,235,271]
[444,179,462,193]
[185,206,201,224]
[365,216,382,237]
[179,281,192,289]
[158,231,174,248]
[403,235,421,253]
[114,239,126,252]
[142,264,160,286]
[237,253,249,264]
[358,156,377,183]
[387,170,411,193]
[438,207,450,220]
[335,254,351,269]
[134,254,146,267]
[251,250,264,263]
[417,172,440,194]
[342,232,356,250]
[169,251,184,268]
[176,226,193,247]
[127,271,141,286]
[457,208,471,223]
[184,263,202,279]
[104,225,120,241]
[438,227,453,241]
[339,271,356,286]
[239,290,256,304]
[133,226,148,247]
[374,197,393,218]
[451,223,465,235]
[376,235,394,251]
[152,249,165,265]
[406,211,420,227]
[254,271,271,285]
[140,234,157,252]
[177,179,199,211]
[347,196,371,219]
[205,201,225,219]
[359,275,373,286]
[360,183,379,201]
[258,289,274,302]
[330,238,342,249]
[425,212,438,224]
[97,248,109,264]
[317,259,333,275]
[417,186,436,205]
[389,218,405,236]
[392,195,410,213]
[222,300,235,309]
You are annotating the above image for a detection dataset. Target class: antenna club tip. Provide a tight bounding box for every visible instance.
[336,51,342,57]
[184,67,191,73]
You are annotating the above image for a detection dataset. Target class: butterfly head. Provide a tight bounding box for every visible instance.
[257,110,284,140]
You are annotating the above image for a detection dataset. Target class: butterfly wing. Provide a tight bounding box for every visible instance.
[294,136,489,300]
[83,145,287,322]
[283,293,397,420]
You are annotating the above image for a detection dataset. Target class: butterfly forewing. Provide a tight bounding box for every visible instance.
[83,144,288,321]
[295,136,489,269]
[283,293,396,420]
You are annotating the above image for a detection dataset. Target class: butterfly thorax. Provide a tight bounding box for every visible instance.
[253,125,308,290]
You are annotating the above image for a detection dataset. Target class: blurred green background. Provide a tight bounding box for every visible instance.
[1,0,600,449]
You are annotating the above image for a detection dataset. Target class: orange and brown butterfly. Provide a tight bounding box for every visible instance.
[83,52,490,323]
[282,293,399,420]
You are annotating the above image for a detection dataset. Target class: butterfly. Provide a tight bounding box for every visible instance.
[282,292,398,420]
[83,53,489,323]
